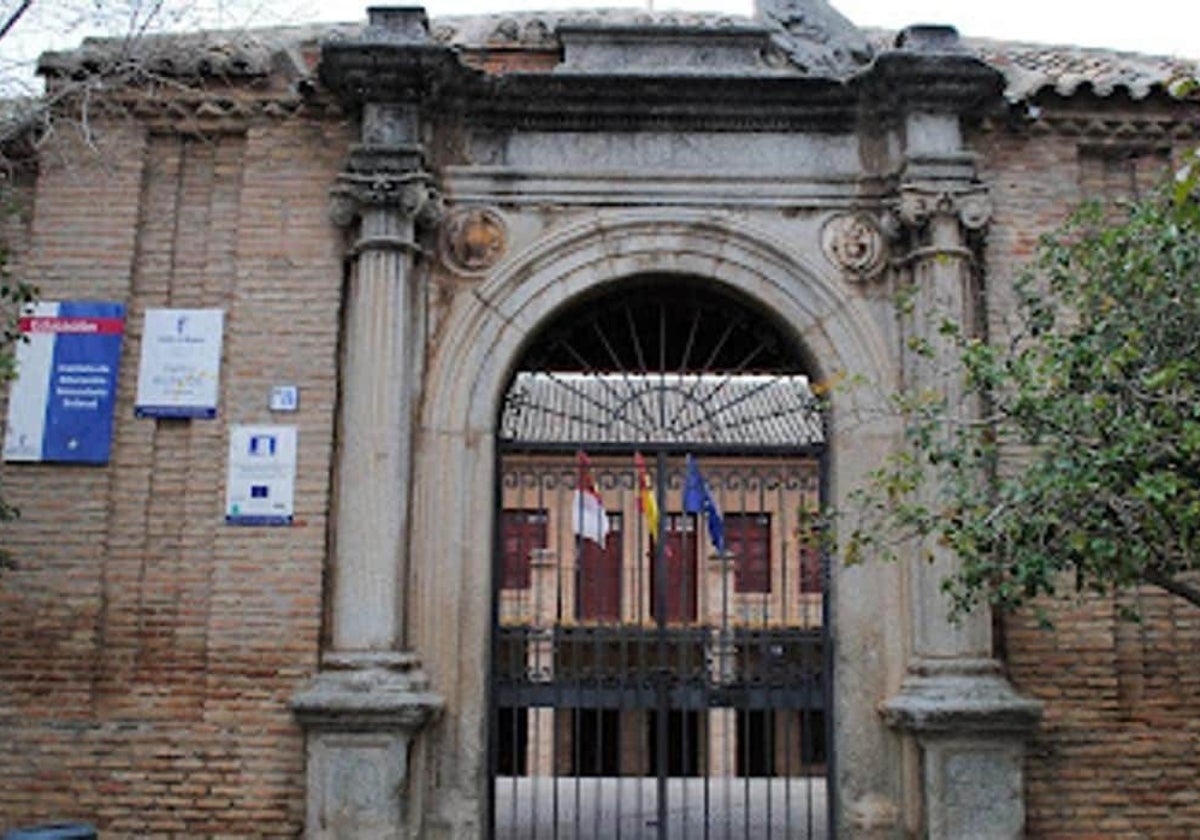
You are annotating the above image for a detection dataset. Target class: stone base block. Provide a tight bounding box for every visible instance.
[292,652,443,840]
[881,658,1042,840]
[922,738,1025,839]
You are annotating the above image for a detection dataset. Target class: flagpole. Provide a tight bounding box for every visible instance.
[653,448,669,834]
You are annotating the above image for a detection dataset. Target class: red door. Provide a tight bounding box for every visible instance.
[651,513,698,623]
[578,514,622,622]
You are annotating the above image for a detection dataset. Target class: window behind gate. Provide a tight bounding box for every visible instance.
[726,512,771,593]
[500,508,547,590]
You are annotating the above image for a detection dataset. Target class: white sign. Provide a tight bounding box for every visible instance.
[135,308,224,418]
[225,425,296,526]
[269,385,299,413]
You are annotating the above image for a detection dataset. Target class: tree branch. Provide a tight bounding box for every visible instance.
[0,0,34,42]
[1140,566,1200,609]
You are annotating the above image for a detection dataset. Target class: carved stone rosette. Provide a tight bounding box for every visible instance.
[820,211,888,281]
[439,206,508,275]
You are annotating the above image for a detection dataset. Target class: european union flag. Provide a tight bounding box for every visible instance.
[683,454,725,553]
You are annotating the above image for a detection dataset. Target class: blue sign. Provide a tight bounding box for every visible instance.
[4,301,126,464]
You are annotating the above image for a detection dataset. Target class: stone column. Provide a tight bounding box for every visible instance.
[526,548,556,776]
[896,173,993,664]
[328,103,432,653]
[291,10,443,838]
[880,46,1042,838]
[704,551,736,777]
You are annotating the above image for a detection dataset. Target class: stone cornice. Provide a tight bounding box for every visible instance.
[880,658,1043,739]
[316,17,1005,135]
[461,73,863,133]
[984,111,1200,142]
[453,45,1002,133]
[42,88,341,136]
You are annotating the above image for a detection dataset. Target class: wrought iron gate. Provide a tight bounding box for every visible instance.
[490,281,831,839]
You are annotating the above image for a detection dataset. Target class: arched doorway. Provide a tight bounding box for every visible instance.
[490,275,831,838]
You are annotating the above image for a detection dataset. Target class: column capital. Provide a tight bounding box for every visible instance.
[896,182,992,234]
[329,143,441,234]
[329,169,441,230]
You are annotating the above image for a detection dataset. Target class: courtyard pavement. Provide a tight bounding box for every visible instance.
[494,776,828,839]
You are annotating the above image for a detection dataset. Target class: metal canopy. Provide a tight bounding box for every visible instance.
[500,371,824,448]
[502,276,826,452]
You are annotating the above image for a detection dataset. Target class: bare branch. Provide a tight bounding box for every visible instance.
[0,0,34,41]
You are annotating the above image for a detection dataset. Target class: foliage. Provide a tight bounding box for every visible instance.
[0,253,34,383]
[847,189,1200,615]
[0,244,35,568]
[1170,75,1200,204]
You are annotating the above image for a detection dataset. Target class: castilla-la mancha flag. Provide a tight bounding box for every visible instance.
[572,451,609,544]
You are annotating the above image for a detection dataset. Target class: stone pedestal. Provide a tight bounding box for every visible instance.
[292,653,443,839]
[881,659,1041,839]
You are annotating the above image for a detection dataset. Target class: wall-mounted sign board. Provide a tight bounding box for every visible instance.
[225,424,296,526]
[3,301,125,464]
[135,308,223,418]
[269,385,298,413]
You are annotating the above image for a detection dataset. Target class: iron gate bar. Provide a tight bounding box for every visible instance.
[654,451,668,838]
[491,455,830,838]
[820,442,835,839]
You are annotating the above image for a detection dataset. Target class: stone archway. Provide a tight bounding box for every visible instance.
[409,210,910,836]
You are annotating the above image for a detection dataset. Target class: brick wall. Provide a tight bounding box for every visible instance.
[3,75,1198,839]
[0,112,352,836]
[977,111,1200,838]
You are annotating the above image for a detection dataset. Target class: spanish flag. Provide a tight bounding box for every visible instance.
[633,451,660,539]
